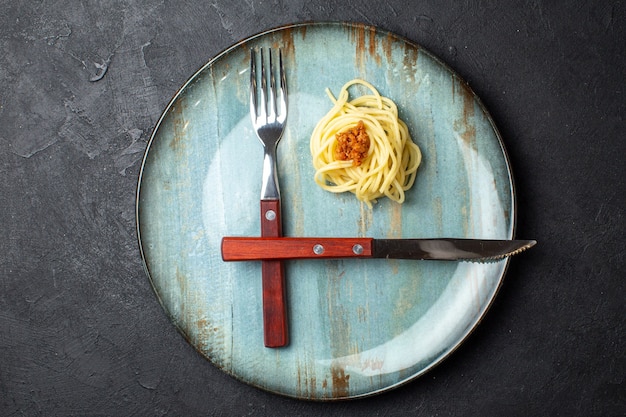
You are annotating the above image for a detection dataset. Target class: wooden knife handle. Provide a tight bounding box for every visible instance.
[222,236,374,261]
[259,199,288,348]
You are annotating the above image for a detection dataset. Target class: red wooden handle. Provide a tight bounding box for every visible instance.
[259,200,288,348]
[260,199,282,236]
[222,237,374,261]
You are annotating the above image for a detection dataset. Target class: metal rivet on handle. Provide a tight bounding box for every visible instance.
[313,244,324,255]
[352,244,364,255]
[265,210,276,221]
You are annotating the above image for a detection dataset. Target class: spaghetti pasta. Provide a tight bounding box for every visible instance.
[310,79,422,208]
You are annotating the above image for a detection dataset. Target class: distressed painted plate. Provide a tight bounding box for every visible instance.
[137,22,515,399]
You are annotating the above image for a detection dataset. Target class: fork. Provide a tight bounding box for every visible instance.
[250,48,288,347]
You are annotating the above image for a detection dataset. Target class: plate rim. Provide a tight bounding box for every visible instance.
[135,21,517,400]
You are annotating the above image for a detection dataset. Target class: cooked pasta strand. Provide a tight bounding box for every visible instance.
[310,79,422,208]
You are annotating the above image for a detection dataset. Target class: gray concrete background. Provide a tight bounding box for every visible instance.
[1,1,623,415]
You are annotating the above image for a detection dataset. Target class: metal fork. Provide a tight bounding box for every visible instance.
[250,48,288,347]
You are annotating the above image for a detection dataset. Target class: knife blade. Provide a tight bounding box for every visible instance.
[221,237,536,262]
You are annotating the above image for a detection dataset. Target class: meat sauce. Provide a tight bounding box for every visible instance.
[334,120,370,166]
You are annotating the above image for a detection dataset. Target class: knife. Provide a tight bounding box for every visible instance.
[221,237,536,262]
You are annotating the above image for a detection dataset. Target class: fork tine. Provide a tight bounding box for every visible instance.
[249,49,258,120]
[268,49,277,120]
[277,49,287,123]
[259,48,267,122]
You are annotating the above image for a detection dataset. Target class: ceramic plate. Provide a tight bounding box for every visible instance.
[136,22,515,399]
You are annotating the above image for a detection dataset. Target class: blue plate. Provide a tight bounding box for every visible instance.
[136,22,515,399]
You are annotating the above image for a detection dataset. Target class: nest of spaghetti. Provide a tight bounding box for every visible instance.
[310,79,422,208]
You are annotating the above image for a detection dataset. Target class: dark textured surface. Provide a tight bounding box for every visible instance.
[1,1,623,415]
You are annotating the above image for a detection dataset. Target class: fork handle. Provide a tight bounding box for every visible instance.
[260,199,288,347]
